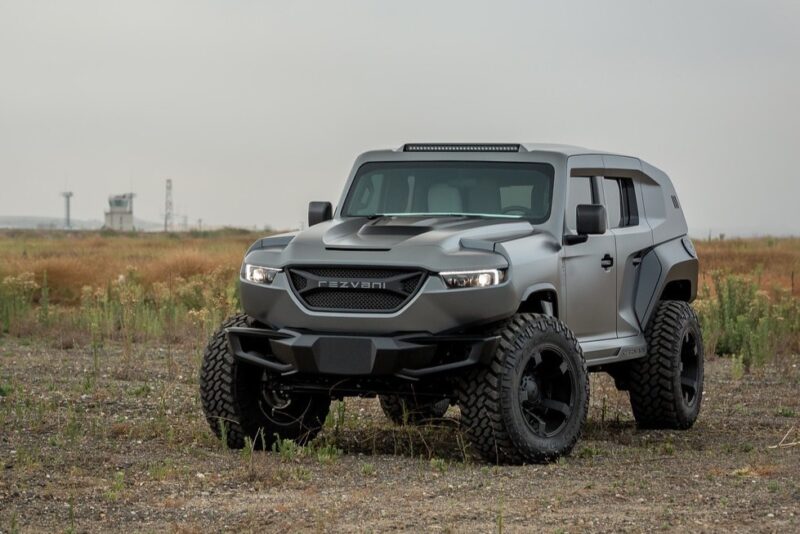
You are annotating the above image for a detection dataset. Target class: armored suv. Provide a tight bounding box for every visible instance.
[200,143,703,463]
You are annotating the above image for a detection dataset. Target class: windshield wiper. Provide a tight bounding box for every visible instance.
[362,213,523,220]
[376,213,521,219]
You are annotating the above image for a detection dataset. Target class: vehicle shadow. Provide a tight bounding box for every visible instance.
[322,414,646,463]
[324,416,471,462]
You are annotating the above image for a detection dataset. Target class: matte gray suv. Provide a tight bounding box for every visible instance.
[200,143,703,463]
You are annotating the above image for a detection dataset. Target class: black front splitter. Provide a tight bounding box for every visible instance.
[226,326,499,380]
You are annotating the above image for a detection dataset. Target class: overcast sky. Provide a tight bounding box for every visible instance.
[1,1,798,235]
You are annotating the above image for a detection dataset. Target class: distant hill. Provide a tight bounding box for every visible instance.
[0,215,162,231]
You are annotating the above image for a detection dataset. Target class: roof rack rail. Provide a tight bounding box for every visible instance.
[403,143,521,153]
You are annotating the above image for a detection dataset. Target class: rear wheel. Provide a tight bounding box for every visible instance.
[200,314,331,449]
[379,394,450,425]
[457,313,589,464]
[628,300,704,429]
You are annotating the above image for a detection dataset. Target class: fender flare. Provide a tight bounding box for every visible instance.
[634,237,698,328]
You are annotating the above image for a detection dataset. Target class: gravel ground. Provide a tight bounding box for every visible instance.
[1,338,798,533]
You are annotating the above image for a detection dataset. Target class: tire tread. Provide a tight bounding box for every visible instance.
[628,300,702,429]
[457,313,589,464]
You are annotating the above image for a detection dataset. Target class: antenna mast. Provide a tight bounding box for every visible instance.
[61,192,73,229]
[164,179,174,232]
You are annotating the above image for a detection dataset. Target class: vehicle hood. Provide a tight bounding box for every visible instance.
[246,216,560,272]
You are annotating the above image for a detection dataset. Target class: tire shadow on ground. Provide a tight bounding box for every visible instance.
[320,414,677,463]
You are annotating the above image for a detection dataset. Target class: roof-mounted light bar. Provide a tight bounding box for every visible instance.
[403,143,521,153]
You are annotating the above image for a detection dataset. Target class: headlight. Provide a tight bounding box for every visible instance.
[244,264,281,284]
[439,269,506,289]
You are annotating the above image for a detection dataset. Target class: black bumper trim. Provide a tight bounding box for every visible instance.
[226,326,499,378]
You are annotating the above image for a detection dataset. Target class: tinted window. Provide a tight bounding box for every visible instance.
[566,177,594,231]
[603,177,639,228]
[343,161,555,223]
[603,178,623,228]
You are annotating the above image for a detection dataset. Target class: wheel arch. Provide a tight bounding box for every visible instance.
[518,283,559,317]
[660,279,693,302]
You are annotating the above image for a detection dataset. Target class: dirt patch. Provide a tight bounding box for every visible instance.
[1,339,798,533]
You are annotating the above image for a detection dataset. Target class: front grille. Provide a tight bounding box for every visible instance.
[304,289,407,311]
[287,267,426,312]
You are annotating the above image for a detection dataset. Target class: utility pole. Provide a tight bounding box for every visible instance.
[61,192,73,229]
[164,179,173,232]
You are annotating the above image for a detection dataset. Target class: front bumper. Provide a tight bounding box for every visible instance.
[239,272,519,334]
[227,326,499,379]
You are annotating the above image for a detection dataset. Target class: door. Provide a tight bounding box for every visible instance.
[601,171,654,337]
[562,176,618,341]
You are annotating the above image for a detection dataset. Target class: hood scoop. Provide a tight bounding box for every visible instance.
[324,218,434,250]
[325,245,392,251]
[358,224,432,237]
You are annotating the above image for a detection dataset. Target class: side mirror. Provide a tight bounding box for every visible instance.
[576,204,607,235]
[565,204,607,245]
[308,201,333,227]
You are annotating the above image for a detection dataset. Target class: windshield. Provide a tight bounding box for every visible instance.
[342,161,554,223]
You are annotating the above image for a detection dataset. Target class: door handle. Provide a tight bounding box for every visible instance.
[601,254,614,269]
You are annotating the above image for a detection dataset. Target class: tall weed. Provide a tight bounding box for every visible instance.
[697,272,799,372]
[0,273,38,335]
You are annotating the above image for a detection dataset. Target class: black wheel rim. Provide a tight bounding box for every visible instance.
[258,373,311,427]
[518,344,577,438]
[679,331,701,407]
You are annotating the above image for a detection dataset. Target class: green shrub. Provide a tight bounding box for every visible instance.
[0,272,38,334]
[696,271,800,372]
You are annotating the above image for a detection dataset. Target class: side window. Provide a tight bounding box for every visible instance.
[566,177,595,231]
[602,178,623,228]
[603,177,639,228]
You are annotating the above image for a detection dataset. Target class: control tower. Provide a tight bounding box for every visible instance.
[104,193,135,231]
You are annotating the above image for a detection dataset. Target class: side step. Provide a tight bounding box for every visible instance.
[580,334,648,367]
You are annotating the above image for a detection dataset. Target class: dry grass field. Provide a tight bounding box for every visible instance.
[698,237,800,296]
[0,229,255,305]
[1,230,799,532]
[1,230,798,305]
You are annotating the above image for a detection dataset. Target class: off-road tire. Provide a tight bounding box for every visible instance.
[457,313,589,464]
[628,300,704,429]
[200,314,331,449]
[379,394,450,425]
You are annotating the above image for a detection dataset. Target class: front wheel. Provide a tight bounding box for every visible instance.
[457,313,589,464]
[199,314,331,449]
